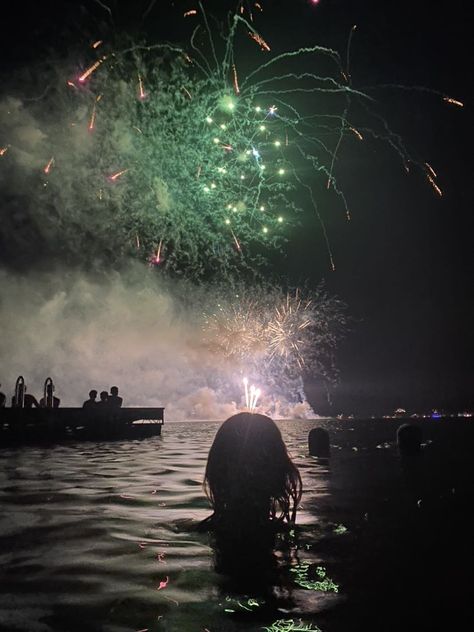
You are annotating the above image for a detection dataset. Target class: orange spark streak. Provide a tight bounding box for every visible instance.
[138,74,146,100]
[183,9,197,17]
[232,64,240,95]
[0,146,8,156]
[427,173,443,196]
[349,127,363,140]
[425,162,437,178]
[88,104,96,131]
[44,157,54,174]
[79,56,106,82]
[67,80,76,88]
[255,2,263,11]
[443,96,463,107]
[248,32,271,51]
[109,169,128,181]
[92,40,103,49]
[155,239,163,263]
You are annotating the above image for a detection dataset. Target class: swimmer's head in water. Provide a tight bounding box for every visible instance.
[204,413,302,526]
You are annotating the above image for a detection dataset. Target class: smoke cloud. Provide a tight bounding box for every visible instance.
[0,267,316,420]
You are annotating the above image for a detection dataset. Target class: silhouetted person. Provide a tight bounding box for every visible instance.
[199,413,302,574]
[82,390,98,409]
[308,427,330,458]
[0,384,5,408]
[97,391,109,406]
[39,383,60,408]
[108,386,123,409]
[397,423,423,457]
[12,390,39,408]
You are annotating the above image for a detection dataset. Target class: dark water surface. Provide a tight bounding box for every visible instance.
[1,419,473,632]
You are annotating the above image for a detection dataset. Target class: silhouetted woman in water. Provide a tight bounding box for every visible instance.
[200,412,302,576]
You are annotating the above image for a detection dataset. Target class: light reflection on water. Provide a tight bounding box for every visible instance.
[0,419,471,632]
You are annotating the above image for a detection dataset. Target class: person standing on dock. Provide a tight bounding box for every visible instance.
[97,391,109,406]
[12,388,39,408]
[39,383,60,408]
[82,390,98,408]
[108,386,123,409]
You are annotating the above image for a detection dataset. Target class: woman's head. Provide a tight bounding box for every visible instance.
[204,413,302,527]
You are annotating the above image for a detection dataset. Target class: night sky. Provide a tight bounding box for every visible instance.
[1,0,472,416]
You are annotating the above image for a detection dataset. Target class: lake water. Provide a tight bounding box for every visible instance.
[0,419,473,632]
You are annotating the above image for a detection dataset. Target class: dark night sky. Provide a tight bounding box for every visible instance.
[1,0,472,415]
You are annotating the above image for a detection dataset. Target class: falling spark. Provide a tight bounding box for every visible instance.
[254,2,263,11]
[427,173,443,196]
[232,64,240,95]
[182,86,192,99]
[184,9,197,17]
[0,146,8,156]
[248,32,271,51]
[150,239,163,265]
[138,74,146,100]
[349,127,363,140]
[92,40,103,49]
[43,157,54,174]
[425,162,437,178]
[78,56,106,82]
[88,103,97,130]
[66,80,76,89]
[108,168,128,181]
[157,576,169,590]
[230,228,242,252]
[135,234,140,249]
[443,96,463,107]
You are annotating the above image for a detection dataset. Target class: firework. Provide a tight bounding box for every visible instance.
[1,6,448,279]
[203,284,347,398]
[242,378,261,411]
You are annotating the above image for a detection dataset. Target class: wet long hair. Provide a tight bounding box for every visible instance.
[203,413,302,534]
